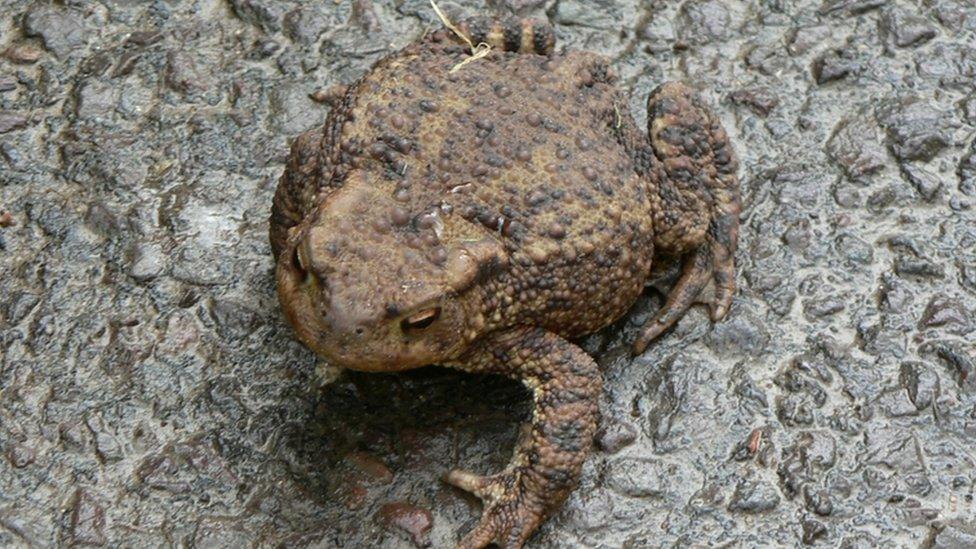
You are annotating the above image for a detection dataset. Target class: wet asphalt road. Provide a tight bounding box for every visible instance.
[1,0,975,547]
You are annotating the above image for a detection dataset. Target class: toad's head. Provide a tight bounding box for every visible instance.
[275,174,506,371]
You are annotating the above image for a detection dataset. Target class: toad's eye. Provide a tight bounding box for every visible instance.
[293,246,315,284]
[401,307,441,332]
[292,246,306,275]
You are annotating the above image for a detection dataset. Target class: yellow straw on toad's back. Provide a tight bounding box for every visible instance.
[429,0,491,73]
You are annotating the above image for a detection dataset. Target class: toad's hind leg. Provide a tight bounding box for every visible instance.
[430,12,555,55]
[445,328,600,549]
[634,82,740,354]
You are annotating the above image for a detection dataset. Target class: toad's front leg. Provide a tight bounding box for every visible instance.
[633,82,741,353]
[445,328,601,549]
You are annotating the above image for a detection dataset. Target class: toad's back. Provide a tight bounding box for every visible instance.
[310,38,655,335]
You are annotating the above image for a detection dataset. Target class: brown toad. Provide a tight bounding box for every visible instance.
[270,14,739,549]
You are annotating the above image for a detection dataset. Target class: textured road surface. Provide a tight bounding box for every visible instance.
[1,0,975,547]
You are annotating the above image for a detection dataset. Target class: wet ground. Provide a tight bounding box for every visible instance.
[1,0,975,547]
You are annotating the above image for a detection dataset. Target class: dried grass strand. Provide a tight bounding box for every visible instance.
[429,0,491,73]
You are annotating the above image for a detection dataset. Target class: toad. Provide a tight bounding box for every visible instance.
[271,14,739,549]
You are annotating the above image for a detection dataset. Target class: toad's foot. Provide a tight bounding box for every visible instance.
[632,229,735,354]
[445,468,545,549]
[447,328,601,548]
